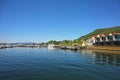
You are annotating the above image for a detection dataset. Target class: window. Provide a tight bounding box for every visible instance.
[96,38,100,42]
[101,37,106,41]
[108,36,113,41]
[115,35,120,40]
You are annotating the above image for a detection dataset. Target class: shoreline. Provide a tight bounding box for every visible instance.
[1,45,120,52]
[86,46,120,51]
[60,45,120,51]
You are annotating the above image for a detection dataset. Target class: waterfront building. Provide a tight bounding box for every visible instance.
[85,39,94,46]
[85,33,120,46]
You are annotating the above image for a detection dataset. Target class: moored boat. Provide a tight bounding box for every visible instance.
[47,44,55,49]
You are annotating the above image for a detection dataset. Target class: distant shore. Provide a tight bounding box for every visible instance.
[1,44,120,52]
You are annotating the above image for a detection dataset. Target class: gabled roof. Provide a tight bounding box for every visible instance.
[97,34,105,37]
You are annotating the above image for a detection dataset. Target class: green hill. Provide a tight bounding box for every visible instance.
[78,26,120,41]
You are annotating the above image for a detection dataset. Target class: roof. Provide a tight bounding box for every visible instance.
[97,34,105,37]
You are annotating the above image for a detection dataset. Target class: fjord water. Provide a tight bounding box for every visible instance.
[0,48,120,80]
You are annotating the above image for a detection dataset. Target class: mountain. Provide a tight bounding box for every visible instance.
[78,26,120,41]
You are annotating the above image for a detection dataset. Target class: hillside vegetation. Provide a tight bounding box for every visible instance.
[46,26,120,46]
[78,26,120,41]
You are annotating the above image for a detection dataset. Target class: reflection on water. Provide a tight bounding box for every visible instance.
[79,50,120,66]
[0,48,120,80]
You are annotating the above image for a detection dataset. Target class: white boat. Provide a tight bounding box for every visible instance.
[47,44,55,49]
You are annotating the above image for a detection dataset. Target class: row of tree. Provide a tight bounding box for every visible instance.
[46,39,82,46]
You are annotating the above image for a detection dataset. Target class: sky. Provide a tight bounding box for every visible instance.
[0,0,120,43]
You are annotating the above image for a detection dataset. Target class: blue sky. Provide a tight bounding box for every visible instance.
[0,0,120,42]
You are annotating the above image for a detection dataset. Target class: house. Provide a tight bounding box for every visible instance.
[107,33,120,41]
[85,33,120,46]
[85,39,94,46]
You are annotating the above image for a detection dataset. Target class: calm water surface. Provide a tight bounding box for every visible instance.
[0,48,120,80]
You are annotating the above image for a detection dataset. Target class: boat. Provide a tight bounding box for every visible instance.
[47,44,55,49]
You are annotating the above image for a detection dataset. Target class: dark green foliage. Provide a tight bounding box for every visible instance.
[47,40,62,45]
[78,26,120,41]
